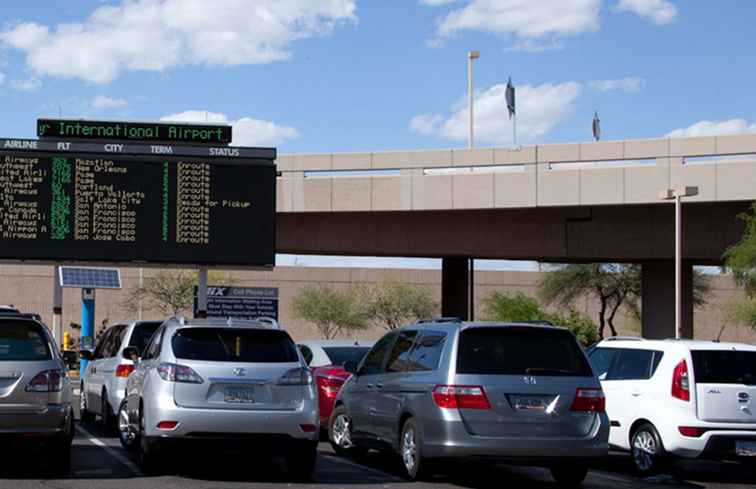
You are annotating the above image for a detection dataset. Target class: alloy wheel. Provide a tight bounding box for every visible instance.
[118,404,132,445]
[401,427,417,473]
[633,429,657,472]
[332,414,353,449]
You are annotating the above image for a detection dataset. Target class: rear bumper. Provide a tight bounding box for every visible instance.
[145,433,317,455]
[662,425,756,459]
[0,404,72,436]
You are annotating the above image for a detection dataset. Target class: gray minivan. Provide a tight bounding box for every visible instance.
[329,320,609,484]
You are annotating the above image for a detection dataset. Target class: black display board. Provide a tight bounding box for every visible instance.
[38,118,232,145]
[0,141,275,267]
[194,286,279,320]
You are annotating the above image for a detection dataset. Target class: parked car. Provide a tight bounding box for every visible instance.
[79,320,162,437]
[0,312,74,474]
[123,317,319,479]
[329,319,609,483]
[587,337,756,474]
[298,340,374,428]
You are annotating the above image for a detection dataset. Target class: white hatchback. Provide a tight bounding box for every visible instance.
[587,338,756,474]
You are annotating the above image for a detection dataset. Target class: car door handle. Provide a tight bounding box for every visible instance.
[376,383,384,389]
[631,392,642,397]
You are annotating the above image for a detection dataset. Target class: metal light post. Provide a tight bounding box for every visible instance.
[467,50,480,149]
[659,186,699,339]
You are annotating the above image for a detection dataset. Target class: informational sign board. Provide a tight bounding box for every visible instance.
[38,118,233,145]
[0,138,276,267]
[194,286,279,320]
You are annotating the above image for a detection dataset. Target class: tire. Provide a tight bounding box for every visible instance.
[550,464,589,487]
[631,423,666,475]
[399,417,432,481]
[329,405,367,458]
[117,402,137,451]
[285,442,318,481]
[79,384,95,424]
[101,390,115,434]
[139,410,165,476]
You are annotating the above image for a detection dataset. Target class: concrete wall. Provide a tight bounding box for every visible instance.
[1,264,753,345]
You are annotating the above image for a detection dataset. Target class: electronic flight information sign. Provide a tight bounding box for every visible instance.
[0,137,276,267]
[38,118,233,145]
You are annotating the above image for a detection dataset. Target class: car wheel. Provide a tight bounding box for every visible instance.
[101,390,115,433]
[631,423,666,475]
[117,402,137,451]
[139,410,164,476]
[79,384,95,424]
[286,441,318,481]
[550,464,589,486]
[329,405,367,458]
[399,418,432,481]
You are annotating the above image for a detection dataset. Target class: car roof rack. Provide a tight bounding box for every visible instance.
[417,317,462,324]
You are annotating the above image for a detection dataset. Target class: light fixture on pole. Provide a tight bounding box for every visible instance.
[467,50,480,149]
[659,186,699,339]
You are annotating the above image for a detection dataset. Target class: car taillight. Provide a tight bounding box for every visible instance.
[157,363,203,384]
[678,426,705,437]
[671,360,690,401]
[278,368,313,386]
[570,388,606,412]
[115,364,135,378]
[25,369,64,392]
[317,375,345,396]
[157,421,179,430]
[432,385,491,410]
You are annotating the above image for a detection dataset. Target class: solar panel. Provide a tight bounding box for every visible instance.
[59,267,122,289]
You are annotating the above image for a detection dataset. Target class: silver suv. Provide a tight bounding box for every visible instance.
[123,317,319,479]
[79,320,161,438]
[0,313,74,474]
[330,320,609,483]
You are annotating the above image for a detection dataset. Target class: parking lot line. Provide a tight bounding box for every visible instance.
[76,425,143,477]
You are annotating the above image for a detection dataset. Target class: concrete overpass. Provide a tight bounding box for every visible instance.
[273,135,756,338]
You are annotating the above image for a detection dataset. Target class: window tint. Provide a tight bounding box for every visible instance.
[142,326,164,360]
[607,349,654,380]
[94,329,113,360]
[128,322,161,356]
[692,350,756,385]
[588,347,619,380]
[103,326,126,358]
[386,331,419,373]
[299,345,314,366]
[457,327,593,377]
[322,347,371,367]
[360,332,396,375]
[172,328,298,363]
[405,331,447,372]
[0,320,51,361]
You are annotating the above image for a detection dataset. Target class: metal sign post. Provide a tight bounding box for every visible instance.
[80,288,95,374]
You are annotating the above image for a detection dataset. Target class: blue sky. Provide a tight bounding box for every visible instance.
[0,1,747,271]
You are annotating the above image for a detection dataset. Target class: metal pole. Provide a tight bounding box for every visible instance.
[196,268,208,319]
[138,267,143,320]
[675,194,681,339]
[513,113,517,148]
[52,265,63,346]
[468,54,474,149]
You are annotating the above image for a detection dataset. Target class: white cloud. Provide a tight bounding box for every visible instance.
[0,72,4,85]
[91,95,128,110]
[411,81,582,146]
[10,77,41,92]
[615,0,678,25]
[0,0,357,83]
[161,110,299,147]
[666,119,756,138]
[589,77,645,92]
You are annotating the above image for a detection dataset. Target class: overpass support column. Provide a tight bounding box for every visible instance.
[442,257,473,320]
[641,260,694,339]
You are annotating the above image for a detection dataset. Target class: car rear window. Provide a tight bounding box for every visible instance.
[323,347,371,367]
[128,322,162,355]
[692,350,756,385]
[457,327,593,377]
[0,320,51,361]
[172,328,298,363]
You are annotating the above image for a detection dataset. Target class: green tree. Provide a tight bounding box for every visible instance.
[724,297,756,332]
[361,281,438,330]
[291,286,368,339]
[723,204,756,294]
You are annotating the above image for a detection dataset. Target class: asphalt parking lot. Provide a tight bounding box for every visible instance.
[0,391,752,489]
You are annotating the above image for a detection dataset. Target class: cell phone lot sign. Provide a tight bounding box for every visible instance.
[194,286,279,320]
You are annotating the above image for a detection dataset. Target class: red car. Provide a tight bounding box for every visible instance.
[298,340,373,428]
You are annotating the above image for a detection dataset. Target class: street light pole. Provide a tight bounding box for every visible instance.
[468,50,479,149]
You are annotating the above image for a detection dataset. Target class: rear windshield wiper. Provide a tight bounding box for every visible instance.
[525,368,578,376]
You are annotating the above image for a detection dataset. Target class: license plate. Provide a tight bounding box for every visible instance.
[224,386,255,403]
[736,441,756,457]
[513,396,551,411]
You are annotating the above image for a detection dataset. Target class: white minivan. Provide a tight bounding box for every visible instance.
[587,338,756,474]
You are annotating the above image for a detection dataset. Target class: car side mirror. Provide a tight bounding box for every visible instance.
[343,360,358,375]
[122,346,140,362]
[78,350,94,361]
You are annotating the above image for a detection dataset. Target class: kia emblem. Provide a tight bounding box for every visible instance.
[738,392,750,402]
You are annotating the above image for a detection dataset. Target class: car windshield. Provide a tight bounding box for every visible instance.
[322,347,371,366]
[172,328,298,363]
[128,321,162,355]
[692,350,756,385]
[457,327,593,377]
[0,320,51,361]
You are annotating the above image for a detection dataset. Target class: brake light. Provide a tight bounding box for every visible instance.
[115,364,135,378]
[671,360,690,401]
[157,363,203,384]
[432,385,491,410]
[157,421,179,430]
[678,426,705,437]
[278,368,313,386]
[25,369,64,393]
[299,424,317,433]
[570,388,606,412]
[317,375,345,397]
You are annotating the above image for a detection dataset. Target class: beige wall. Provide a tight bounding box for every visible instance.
[0,264,753,345]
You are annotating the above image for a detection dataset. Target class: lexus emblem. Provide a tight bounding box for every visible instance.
[233,368,246,377]
[738,392,750,402]
[523,376,537,385]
